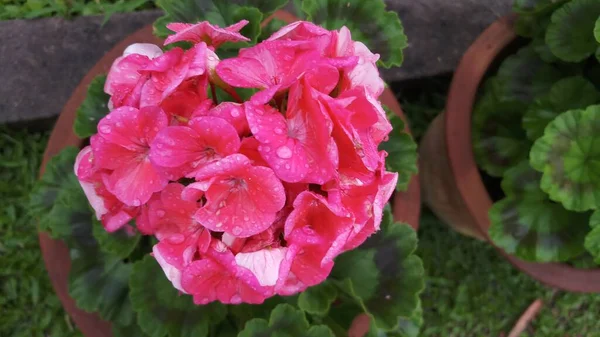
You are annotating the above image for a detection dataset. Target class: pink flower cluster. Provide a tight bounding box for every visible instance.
[75,19,398,304]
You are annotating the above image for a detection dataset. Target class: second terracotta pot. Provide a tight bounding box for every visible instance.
[419,14,600,293]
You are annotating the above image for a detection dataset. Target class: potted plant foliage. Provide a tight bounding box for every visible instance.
[420,0,600,291]
[30,1,423,336]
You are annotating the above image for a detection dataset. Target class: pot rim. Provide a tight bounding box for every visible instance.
[38,14,421,337]
[444,14,600,292]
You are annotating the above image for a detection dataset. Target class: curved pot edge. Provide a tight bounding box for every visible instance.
[444,14,600,293]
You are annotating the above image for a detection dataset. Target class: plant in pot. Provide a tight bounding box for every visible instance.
[30,1,423,336]
[420,0,600,291]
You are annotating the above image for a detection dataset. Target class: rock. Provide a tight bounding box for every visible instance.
[383,0,513,80]
[0,10,162,125]
[0,0,513,125]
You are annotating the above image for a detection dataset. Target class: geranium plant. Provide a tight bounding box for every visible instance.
[31,1,423,336]
[472,0,600,265]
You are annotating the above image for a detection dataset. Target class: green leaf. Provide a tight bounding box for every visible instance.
[488,196,590,263]
[297,282,338,316]
[301,0,407,68]
[364,300,422,337]
[92,219,141,259]
[69,255,134,326]
[513,0,569,14]
[493,46,564,103]
[331,210,424,332]
[30,147,91,240]
[500,161,545,200]
[584,210,600,264]
[113,315,149,337]
[595,16,600,43]
[238,304,335,337]
[546,0,600,62]
[154,0,287,43]
[73,75,110,139]
[523,76,600,140]
[472,90,531,177]
[129,256,227,337]
[379,114,418,191]
[530,105,600,211]
[331,249,379,301]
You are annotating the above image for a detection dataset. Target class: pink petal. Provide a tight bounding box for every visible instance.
[235,247,287,286]
[194,154,285,237]
[105,54,151,96]
[304,63,340,95]
[239,137,269,167]
[197,102,249,136]
[216,40,315,90]
[165,21,250,48]
[104,157,168,206]
[123,43,163,59]
[150,116,240,178]
[153,236,197,293]
[267,21,329,41]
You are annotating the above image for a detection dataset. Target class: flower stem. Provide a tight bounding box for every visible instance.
[210,82,218,105]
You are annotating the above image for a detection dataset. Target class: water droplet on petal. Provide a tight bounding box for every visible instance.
[232,226,242,235]
[230,108,240,117]
[132,199,141,206]
[276,146,292,159]
[230,294,242,304]
[274,128,284,135]
[157,210,166,218]
[99,125,111,134]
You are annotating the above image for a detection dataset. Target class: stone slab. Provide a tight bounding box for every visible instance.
[0,0,513,125]
[0,10,162,125]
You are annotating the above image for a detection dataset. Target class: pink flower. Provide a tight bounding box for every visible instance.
[191,154,286,237]
[245,78,338,184]
[140,43,207,107]
[216,40,320,93]
[91,106,169,206]
[74,146,139,232]
[104,44,163,109]
[282,191,353,289]
[330,27,384,98]
[165,20,250,49]
[150,116,241,179]
[76,19,404,305]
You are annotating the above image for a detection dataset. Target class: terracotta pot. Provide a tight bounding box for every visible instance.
[419,14,600,292]
[38,14,420,337]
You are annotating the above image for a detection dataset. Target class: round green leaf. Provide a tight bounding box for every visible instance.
[489,196,591,263]
[523,76,600,140]
[297,281,338,316]
[500,161,545,199]
[238,304,335,337]
[379,113,418,191]
[472,90,531,177]
[92,219,141,259]
[546,0,600,62]
[69,256,134,326]
[129,256,227,337]
[301,0,407,68]
[73,75,110,139]
[530,105,600,211]
[584,210,600,264]
[331,209,424,332]
[493,46,563,103]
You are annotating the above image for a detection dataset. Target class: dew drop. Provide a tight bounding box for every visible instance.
[230,108,240,117]
[232,226,242,235]
[157,210,166,218]
[132,199,141,206]
[276,146,292,159]
[230,294,242,304]
[99,125,111,134]
[274,128,284,135]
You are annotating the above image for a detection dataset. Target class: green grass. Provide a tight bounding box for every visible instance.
[0,127,81,337]
[0,0,155,20]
